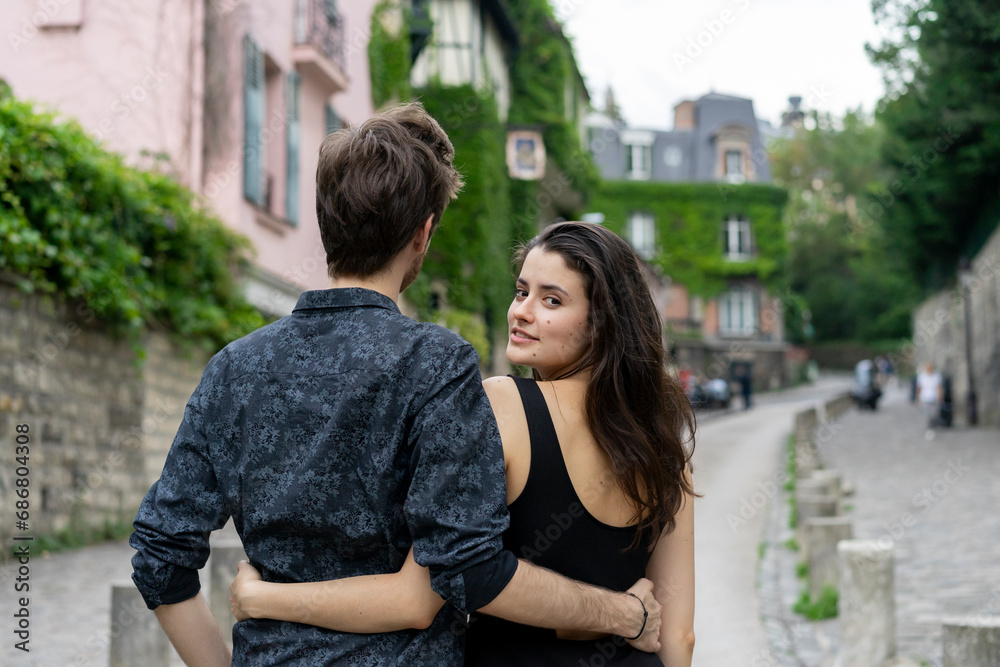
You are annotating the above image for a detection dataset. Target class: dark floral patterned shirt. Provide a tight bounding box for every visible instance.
[130,288,516,666]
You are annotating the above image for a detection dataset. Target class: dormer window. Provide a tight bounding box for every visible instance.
[716,124,753,182]
[725,217,753,260]
[725,150,745,183]
[621,130,654,180]
[626,144,651,180]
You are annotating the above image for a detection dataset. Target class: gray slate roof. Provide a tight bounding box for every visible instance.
[588,92,772,183]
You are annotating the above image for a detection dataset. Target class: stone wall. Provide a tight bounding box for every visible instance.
[0,282,207,547]
[911,224,1000,427]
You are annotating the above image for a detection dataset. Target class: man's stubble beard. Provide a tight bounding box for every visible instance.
[400,248,426,293]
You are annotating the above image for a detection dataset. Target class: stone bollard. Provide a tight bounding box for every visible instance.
[795,408,818,440]
[797,477,833,497]
[109,584,171,667]
[838,540,896,667]
[942,616,1000,666]
[796,437,820,479]
[795,494,839,558]
[208,540,248,644]
[804,517,853,599]
[809,469,842,497]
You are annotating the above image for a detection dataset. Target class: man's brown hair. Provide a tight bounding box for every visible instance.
[316,102,463,279]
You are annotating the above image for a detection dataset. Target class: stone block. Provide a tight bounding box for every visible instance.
[838,539,896,667]
[942,616,1000,667]
[804,517,853,599]
[109,584,171,667]
[808,469,842,497]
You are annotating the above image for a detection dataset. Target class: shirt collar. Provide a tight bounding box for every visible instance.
[293,288,401,314]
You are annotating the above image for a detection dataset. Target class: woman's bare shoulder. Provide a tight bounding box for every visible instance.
[482,375,519,401]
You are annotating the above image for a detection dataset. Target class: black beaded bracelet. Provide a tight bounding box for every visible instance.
[623,592,648,640]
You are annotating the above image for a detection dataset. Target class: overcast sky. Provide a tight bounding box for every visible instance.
[557,0,890,129]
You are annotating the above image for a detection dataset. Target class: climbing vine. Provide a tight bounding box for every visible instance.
[368,1,412,109]
[589,181,789,296]
[0,83,266,354]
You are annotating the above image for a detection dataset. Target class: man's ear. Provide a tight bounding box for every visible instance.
[413,215,434,252]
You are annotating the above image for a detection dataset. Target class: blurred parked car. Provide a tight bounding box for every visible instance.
[850,359,882,410]
[687,377,730,410]
[704,378,731,409]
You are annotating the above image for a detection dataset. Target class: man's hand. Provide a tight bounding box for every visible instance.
[624,578,662,653]
[230,560,264,621]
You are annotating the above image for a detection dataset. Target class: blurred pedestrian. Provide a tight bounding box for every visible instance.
[916,362,943,428]
[736,365,752,410]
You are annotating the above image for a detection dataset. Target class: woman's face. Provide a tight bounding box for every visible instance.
[507,248,591,379]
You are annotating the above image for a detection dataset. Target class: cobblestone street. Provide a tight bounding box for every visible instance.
[759,381,1000,666]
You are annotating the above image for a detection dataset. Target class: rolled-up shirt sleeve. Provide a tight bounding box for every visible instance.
[405,343,517,614]
[129,352,231,610]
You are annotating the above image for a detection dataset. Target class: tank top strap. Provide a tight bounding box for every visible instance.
[508,376,571,479]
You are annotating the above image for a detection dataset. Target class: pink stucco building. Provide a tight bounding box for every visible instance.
[1,0,379,315]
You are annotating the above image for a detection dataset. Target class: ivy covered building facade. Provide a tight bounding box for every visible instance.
[371,0,596,372]
[585,93,792,390]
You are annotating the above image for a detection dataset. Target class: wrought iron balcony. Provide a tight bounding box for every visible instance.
[293,0,348,92]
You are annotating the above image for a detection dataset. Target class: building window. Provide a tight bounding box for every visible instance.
[37,0,84,28]
[626,144,652,180]
[725,149,745,182]
[243,35,265,206]
[626,211,656,260]
[719,287,757,336]
[285,72,301,226]
[724,217,753,260]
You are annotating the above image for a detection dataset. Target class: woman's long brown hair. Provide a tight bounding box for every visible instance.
[515,222,698,549]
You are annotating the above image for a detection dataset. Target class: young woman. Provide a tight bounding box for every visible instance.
[230,222,697,665]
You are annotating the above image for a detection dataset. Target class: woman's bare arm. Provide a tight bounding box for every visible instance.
[645,467,696,666]
[229,548,446,633]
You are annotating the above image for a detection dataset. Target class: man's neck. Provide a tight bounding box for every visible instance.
[328,274,402,303]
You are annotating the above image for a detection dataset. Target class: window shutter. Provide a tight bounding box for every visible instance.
[243,35,265,205]
[286,72,301,225]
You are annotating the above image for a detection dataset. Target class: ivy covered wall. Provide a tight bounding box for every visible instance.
[408,84,511,358]
[589,181,789,296]
[505,0,598,241]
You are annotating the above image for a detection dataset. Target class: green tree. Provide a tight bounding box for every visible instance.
[867,0,1000,288]
[770,111,918,342]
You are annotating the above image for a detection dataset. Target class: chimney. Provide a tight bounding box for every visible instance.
[781,96,805,128]
[674,100,695,131]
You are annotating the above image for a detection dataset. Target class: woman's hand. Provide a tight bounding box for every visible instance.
[230,560,265,621]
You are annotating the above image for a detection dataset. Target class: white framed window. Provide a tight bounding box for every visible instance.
[725,217,753,260]
[626,211,656,259]
[725,149,745,183]
[626,144,652,180]
[621,130,654,180]
[719,287,757,336]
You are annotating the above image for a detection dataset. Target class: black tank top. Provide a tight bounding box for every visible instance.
[464,377,663,666]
